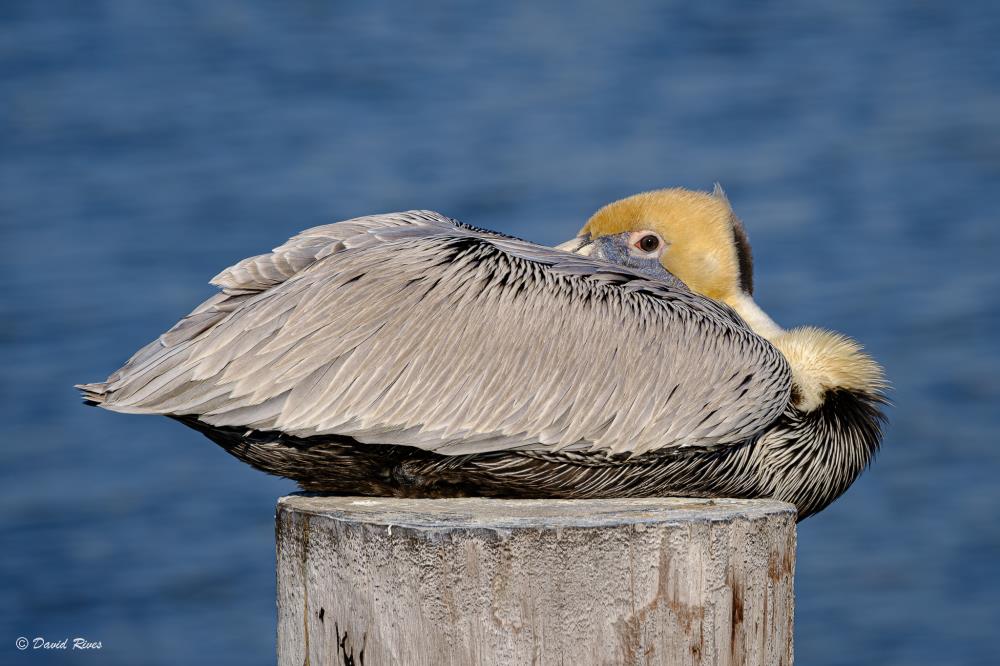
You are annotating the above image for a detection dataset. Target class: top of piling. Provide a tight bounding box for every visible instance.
[278,494,796,530]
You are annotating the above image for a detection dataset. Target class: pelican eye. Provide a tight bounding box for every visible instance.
[636,234,660,252]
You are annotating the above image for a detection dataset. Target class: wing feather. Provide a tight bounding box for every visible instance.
[83,211,791,456]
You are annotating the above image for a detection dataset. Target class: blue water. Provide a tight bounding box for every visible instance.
[3,2,998,664]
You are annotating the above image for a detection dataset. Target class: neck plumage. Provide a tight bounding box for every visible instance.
[728,293,785,341]
[725,292,886,413]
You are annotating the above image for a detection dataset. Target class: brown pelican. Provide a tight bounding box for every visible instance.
[77,187,886,519]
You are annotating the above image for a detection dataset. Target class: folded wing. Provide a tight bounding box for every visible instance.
[79,211,791,456]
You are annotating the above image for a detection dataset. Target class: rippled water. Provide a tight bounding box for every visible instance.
[3,2,998,664]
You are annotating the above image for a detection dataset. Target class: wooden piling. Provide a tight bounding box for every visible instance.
[276,495,796,665]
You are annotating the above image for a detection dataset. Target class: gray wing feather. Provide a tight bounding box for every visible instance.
[209,211,447,294]
[83,210,791,456]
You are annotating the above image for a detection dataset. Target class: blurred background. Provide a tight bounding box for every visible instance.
[2,1,998,664]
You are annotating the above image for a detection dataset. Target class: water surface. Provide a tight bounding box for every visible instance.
[2,2,998,664]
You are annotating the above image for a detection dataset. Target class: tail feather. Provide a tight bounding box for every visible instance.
[74,291,246,412]
[75,381,108,406]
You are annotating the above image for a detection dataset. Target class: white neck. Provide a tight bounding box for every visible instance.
[728,293,785,340]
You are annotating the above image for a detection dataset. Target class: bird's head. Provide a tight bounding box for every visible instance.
[559,185,782,338]
[564,185,888,416]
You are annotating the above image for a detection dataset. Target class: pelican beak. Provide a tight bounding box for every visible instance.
[588,234,626,264]
[554,235,595,256]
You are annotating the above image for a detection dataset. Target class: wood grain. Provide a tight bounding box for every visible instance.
[276,495,796,665]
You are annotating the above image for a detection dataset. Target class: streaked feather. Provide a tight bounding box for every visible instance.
[83,210,792,457]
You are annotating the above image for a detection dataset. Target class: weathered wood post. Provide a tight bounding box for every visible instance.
[276,495,796,665]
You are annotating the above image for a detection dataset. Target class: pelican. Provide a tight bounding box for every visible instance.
[77,187,886,519]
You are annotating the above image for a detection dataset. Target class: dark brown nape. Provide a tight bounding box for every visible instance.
[712,184,754,295]
[729,213,754,296]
